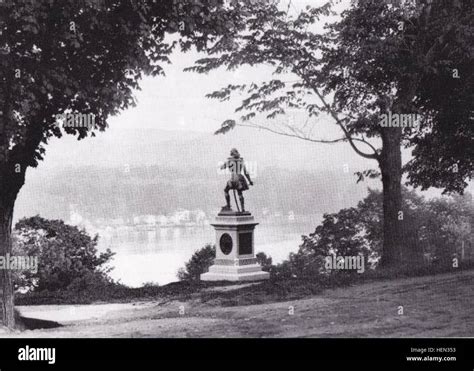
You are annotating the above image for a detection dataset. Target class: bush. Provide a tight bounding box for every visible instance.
[256,252,273,272]
[177,244,215,281]
[272,189,474,280]
[13,216,115,293]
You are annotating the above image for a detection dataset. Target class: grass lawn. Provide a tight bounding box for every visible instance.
[7,269,474,337]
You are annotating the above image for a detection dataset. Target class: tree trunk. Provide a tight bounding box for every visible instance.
[0,159,22,329]
[0,198,15,329]
[379,127,404,268]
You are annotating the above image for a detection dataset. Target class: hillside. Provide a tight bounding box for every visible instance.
[10,270,474,337]
[14,164,369,222]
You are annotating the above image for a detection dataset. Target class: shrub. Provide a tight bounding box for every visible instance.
[177,244,216,281]
[13,216,114,293]
[275,189,474,280]
[256,252,273,272]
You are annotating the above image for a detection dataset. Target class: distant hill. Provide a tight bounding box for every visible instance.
[31,125,374,171]
[15,164,369,222]
[14,127,376,222]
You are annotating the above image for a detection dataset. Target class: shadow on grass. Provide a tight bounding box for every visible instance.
[18,316,63,330]
[13,310,63,331]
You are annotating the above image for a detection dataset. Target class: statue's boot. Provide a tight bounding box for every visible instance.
[239,195,245,212]
[222,193,231,210]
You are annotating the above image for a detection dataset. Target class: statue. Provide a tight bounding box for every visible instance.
[220,148,253,212]
[202,149,268,282]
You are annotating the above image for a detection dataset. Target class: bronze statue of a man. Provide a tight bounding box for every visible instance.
[221,148,253,212]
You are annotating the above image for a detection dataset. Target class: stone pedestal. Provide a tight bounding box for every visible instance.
[200,210,270,282]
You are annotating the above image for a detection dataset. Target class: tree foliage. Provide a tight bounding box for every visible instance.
[298,189,473,270]
[185,0,473,269]
[187,0,473,192]
[0,0,263,327]
[13,216,114,292]
[0,0,255,169]
[177,243,215,282]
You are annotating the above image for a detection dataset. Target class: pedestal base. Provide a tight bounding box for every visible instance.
[201,263,270,282]
[201,210,269,282]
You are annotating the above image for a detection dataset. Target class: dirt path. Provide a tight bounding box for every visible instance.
[5,270,474,337]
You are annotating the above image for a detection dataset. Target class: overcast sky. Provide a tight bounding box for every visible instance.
[108,0,344,133]
[24,0,472,198]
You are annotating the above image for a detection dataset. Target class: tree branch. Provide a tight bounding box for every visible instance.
[296,67,380,161]
[237,122,348,144]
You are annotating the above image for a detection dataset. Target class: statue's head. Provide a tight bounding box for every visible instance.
[230,148,240,158]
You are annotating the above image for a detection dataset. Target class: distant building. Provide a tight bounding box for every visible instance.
[171,209,191,225]
[193,210,208,225]
[288,211,295,221]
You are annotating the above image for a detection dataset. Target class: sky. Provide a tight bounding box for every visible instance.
[22,0,472,198]
[37,0,364,170]
[107,0,344,133]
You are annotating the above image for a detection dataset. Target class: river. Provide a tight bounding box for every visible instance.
[97,214,323,287]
